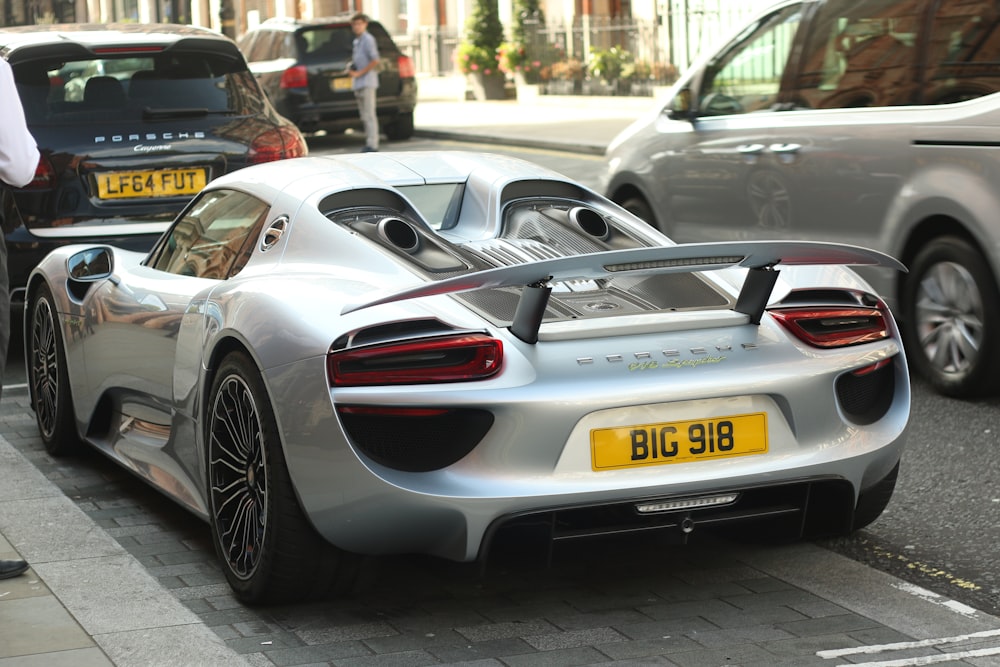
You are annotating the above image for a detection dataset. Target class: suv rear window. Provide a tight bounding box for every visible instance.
[14,52,267,125]
[298,26,355,63]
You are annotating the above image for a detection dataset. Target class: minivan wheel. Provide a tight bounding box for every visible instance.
[902,236,1000,397]
[620,195,667,234]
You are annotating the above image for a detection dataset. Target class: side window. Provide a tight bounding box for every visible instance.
[247,30,276,62]
[150,189,269,280]
[923,0,1000,104]
[698,4,803,116]
[788,0,923,109]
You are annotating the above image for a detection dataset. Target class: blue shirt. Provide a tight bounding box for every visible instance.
[352,30,379,91]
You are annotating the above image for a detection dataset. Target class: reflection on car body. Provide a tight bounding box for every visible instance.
[26,152,908,603]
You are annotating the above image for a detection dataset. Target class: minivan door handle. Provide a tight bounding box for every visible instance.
[769,143,802,153]
[738,143,766,154]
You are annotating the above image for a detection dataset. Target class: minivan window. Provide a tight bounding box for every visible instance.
[698,4,802,116]
[790,0,923,108]
[923,0,1000,104]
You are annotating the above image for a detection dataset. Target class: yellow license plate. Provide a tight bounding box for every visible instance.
[96,168,207,199]
[331,77,353,91]
[591,412,768,471]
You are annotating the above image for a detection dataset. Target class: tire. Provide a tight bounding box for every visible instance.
[620,194,666,233]
[27,284,80,456]
[853,461,899,531]
[901,236,1000,397]
[207,352,356,603]
[385,111,414,141]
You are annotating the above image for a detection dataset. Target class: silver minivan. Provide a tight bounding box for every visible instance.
[602,0,1000,398]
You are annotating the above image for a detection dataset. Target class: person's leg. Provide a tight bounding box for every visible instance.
[357,86,379,150]
[0,236,10,403]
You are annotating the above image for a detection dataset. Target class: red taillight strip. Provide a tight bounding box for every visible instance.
[329,334,503,387]
[769,306,889,348]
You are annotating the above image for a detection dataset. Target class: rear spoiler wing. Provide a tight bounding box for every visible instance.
[343,240,906,344]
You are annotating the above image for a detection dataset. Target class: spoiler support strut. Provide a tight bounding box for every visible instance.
[734,266,780,325]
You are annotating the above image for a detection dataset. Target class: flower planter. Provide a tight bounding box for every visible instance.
[467,72,507,100]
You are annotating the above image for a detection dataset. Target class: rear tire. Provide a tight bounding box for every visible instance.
[385,111,414,140]
[207,351,355,603]
[853,461,900,531]
[901,236,1000,397]
[27,284,80,456]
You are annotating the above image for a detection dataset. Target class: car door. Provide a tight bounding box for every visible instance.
[652,2,808,243]
[81,189,269,418]
[757,0,929,250]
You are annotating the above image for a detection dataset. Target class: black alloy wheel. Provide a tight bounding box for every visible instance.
[207,351,355,603]
[28,284,79,455]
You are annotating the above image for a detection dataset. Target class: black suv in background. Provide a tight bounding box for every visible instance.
[1,23,307,303]
[238,17,418,140]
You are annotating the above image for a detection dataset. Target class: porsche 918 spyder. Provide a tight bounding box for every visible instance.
[24,152,909,603]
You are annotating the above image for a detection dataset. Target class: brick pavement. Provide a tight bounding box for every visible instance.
[5,381,1000,666]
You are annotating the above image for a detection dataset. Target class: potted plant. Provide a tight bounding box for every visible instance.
[547,57,583,95]
[587,45,633,95]
[457,0,506,100]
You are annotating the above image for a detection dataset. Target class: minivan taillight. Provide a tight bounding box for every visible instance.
[280,65,308,89]
[248,126,308,164]
[769,305,890,348]
[328,334,503,386]
[23,155,54,190]
[397,55,415,79]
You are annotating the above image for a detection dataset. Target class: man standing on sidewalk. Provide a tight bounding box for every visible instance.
[349,12,380,153]
[0,57,40,580]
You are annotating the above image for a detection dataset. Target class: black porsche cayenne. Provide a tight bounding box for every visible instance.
[1,23,308,303]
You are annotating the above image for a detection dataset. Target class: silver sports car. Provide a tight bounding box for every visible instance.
[25,152,909,603]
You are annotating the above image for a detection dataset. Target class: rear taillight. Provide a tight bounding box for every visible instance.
[23,155,54,190]
[769,305,889,348]
[248,126,308,164]
[329,334,503,386]
[397,55,415,79]
[280,65,308,89]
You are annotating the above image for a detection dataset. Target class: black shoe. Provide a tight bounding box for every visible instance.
[0,559,29,580]
[361,146,378,153]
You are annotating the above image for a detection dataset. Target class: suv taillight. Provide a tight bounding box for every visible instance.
[397,55,415,79]
[280,65,308,89]
[248,126,308,164]
[23,155,54,190]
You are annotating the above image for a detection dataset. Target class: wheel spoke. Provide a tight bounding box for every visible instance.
[915,260,984,375]
[209,372,268,580]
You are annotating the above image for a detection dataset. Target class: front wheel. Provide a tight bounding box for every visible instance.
[901,236,1000,397]
[27,284,80,456]
[207,352,355,603]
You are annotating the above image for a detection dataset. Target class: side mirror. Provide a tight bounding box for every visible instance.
[667,88,696,121]
[66,247,113,282]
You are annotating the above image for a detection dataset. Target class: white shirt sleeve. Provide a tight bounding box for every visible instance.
[0,59,41,188]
